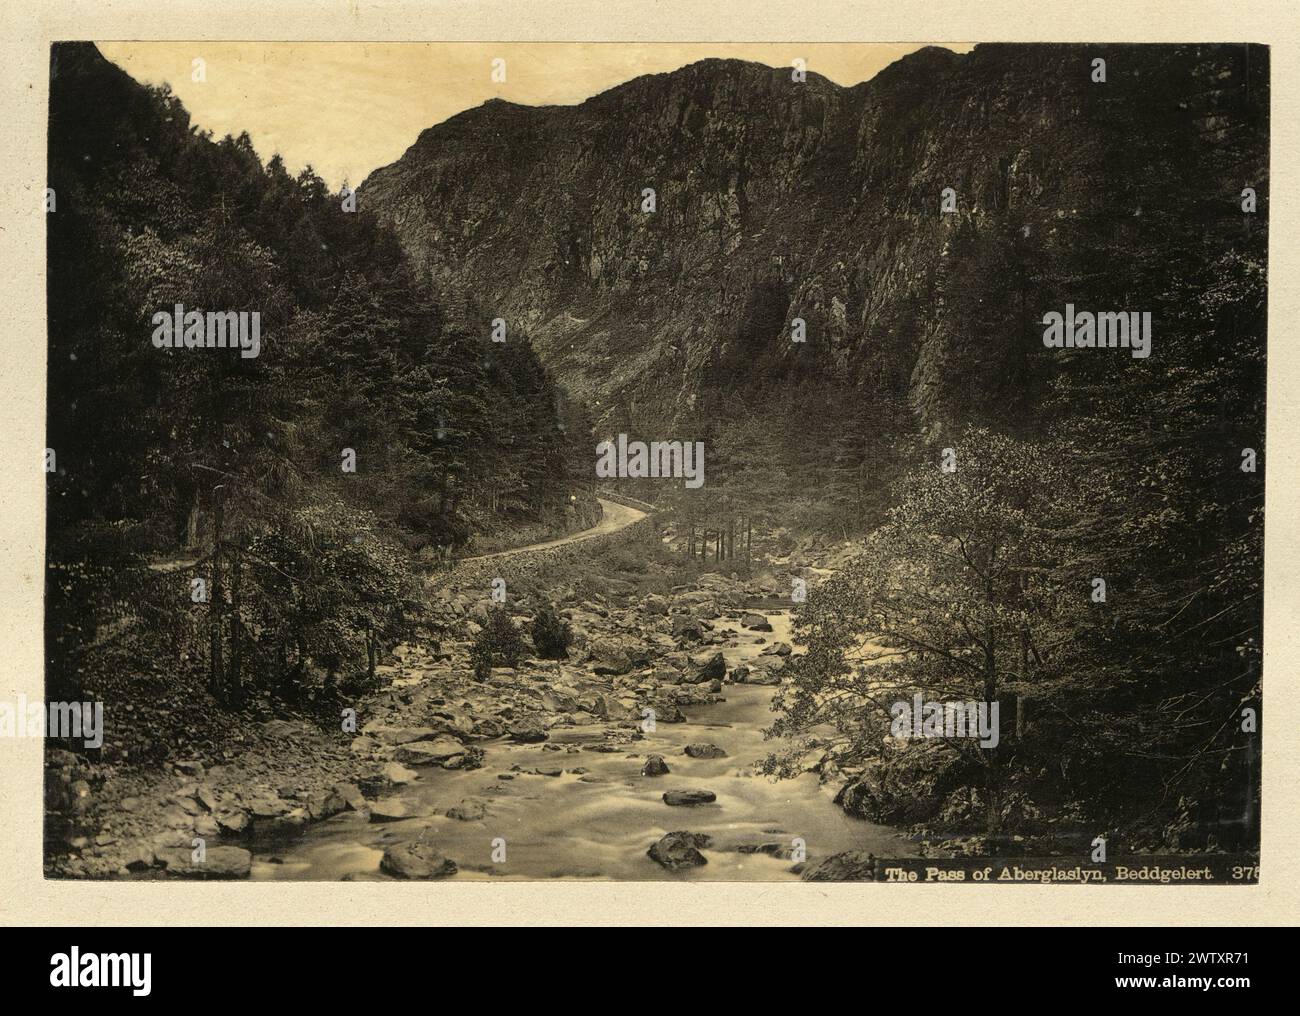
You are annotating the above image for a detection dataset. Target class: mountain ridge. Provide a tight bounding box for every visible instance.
[358,44,1265,455]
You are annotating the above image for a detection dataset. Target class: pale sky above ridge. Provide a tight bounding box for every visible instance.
[98,42,974,191]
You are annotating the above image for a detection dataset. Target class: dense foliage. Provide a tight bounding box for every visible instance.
[470,606,529,680]
[529,604,574,659]
[46,43,587,705]
[764,45,1266,848]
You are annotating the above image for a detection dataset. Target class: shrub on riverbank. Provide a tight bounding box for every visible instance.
[530,604,572,659]
[470,606,528,680]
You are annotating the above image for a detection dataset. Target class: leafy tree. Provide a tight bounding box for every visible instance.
[770,428,1093,832]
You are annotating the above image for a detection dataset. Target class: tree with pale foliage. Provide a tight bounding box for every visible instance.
[768,428,1095,832]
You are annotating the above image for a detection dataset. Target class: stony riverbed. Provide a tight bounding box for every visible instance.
[47,567,912,880]
[252,609,910,881]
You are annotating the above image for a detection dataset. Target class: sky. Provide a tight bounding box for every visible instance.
[98,42,973,192]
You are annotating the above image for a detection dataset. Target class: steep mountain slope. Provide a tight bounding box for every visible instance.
[359,44,1267,445]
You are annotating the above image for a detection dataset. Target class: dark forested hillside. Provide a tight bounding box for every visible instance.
[46,42,591,711]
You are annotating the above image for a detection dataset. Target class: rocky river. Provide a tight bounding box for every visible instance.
[251,611,910,881]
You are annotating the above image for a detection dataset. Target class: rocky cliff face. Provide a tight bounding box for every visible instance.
[359,44,1266,441]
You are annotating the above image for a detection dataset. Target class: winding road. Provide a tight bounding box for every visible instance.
[461,497,647,562]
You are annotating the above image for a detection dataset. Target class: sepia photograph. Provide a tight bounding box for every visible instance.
[36,34,1267,888]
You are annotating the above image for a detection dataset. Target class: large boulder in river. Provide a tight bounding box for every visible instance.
[742,612,774,632]
[380,841,458,879]
[799,850,878,882]
[393,737,472,766]
[647,831,711,870]
[684,743,727,759]
[507,718,549,743]
[303,787,349,821]
[834,741,965,824]
[157,845,252,879]
[671,615,704,642]
[745,665,784,686]
[645,701,686,724]
[588,635,653,675]
[663,790,717,807]
[642,754,670,777]
[692,652,726,683]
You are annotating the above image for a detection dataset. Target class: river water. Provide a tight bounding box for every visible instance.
[251,612,910,880]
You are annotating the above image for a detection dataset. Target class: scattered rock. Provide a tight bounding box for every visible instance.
[365,725,441,746]
[380,841,458,879]
[122,844,155,872]
[393,738,471,766]
[471,717,506,738]
[800,850,878,881]
[642,755,670,777]
[368,799,429,823]
[507,719,548,743]
[663,790,717,806]
[541,689,579,713]
[649,702,686,723]
[737,842,789,857]
[694,652,726,683]
[214,809,250,836]
[671,616,703,641]
[193,815,220,838]
[383,762,419,786]
[642,594,669,615]
[647,831,710,870]
[445,799,488,821]
[157,845,252,879]
[588,635,652,675]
